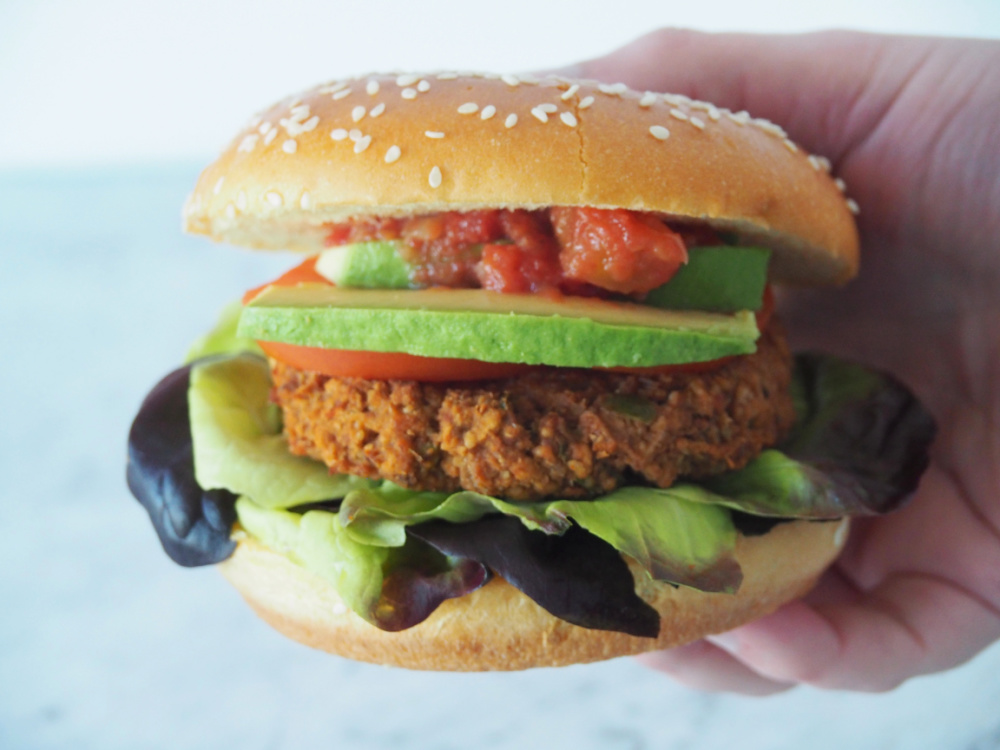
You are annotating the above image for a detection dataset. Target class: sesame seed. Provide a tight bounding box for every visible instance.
[351,105,366,122]
[332,88,352,100]
[690,116,706,130]
[265,191,283,207]
[236,191,247,211]
[649,125,670,141]
[579,96,594,109]
[282,139,297,154]
[263,127,278,145]
[561,84,580,100]
[560,111,578,127]
[538,103,558,114]
[396,74,419,87]
[817,156,832,172]
[401,88,417,99]
[518,74,540,84]
[301,115,319,132]
[258,121,271,135]
[834,178,847,193]
[369,102,386,118]
[225,204,236,219]
[366,80,380,96]
[331,128,349,141]
[353,135,372,154]
[289,104,310,119]
[349,129,362,141]
[457,102,479,114]
[707,105,721,121]
[238,134,259,152]
[669,108,689,122]
[385,145,401,163]
[501,74,520,86]
[327,81,349,93]
[727,110,751,125]
[481,105,497,120]
[530,106,549,123]
[213,177,225,194]
[754,118,786,137]
[300,192,312,210]
[436,72,458,80]
[663,92,692,106]
[807,155,823,170]
[639,92,658,107]
[783,138,798,153]
[846,198,860,215]
[598,82,627,95]
[505,113,518,128]
[417,79,431,92]
[425,131,445,139]
[429,166,442,188]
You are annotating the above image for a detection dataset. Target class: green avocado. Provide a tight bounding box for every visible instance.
[238,285,759,368]
[316,241,770,312]
[645,246,771,312]
[315,241,414,289]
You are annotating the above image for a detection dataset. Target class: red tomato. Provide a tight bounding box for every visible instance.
[551,207,688,294]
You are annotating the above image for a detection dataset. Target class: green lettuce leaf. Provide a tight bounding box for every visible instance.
[335,482,740,592]
[235,497,488,630]
[190,355,376,508]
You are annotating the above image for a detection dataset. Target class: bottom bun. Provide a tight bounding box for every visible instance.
[219,518,849,671]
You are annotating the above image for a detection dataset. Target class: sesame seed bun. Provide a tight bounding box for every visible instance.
[218,518,848,671]
[183,73,859,286]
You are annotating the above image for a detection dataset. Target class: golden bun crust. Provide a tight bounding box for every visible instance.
[219,518,849,671]
[184,73,859,286]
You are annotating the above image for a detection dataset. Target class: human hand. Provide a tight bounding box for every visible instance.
[552,29,1000,693]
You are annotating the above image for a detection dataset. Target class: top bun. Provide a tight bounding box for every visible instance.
[184,73,859,286]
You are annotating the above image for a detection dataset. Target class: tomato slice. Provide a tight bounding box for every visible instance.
[257,341,537,381]
[242,257,771,381]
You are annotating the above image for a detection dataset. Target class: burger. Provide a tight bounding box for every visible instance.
[126,73,936,671]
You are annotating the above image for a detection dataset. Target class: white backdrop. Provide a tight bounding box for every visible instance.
[2,0,999,168]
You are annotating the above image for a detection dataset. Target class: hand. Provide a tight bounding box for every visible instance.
[553,29,1000,693]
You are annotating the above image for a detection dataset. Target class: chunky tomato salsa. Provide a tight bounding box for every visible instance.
[324,207,709,296]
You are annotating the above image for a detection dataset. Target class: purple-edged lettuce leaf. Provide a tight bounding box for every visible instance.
[702,353,937,518]
[337,484,740,593]
[411,516,661,638]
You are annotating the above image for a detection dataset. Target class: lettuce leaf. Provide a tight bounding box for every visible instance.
[411,517,661,637]
[702,354,937,517]
[335,483,740,592]
[235,497,488,631]
[189,355,376,509]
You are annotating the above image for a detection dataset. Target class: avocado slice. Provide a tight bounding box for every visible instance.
[645,246,771,312]
[317,241,770,312]
[239,285,759,368]
[316,241,413,289]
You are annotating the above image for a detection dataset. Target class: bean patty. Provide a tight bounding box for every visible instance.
[270,323,795,502]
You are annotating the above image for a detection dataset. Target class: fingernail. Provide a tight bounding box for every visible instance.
[706,632,741,654]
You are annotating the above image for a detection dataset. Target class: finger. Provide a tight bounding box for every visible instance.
[636,639,794,696]
[707,574,1000,692]
[549,28,929,164]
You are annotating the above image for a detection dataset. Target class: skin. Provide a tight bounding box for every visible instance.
[549,30,1000,693]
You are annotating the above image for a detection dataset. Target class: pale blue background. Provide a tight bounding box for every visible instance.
[2,2,999,749]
